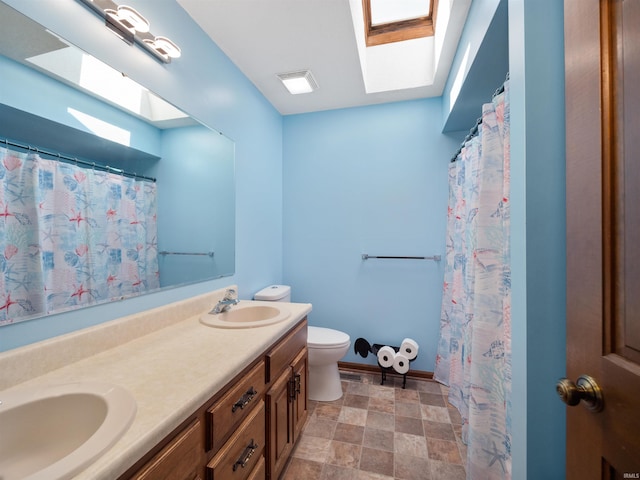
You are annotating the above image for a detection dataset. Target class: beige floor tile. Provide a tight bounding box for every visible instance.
[366,410,395,431]
[339,406,368,426]
[333,422,365,445]
[396,401,422,418]
[327,440,362,468]
[419,392,446,407]
[394,452,432,480]
[416,380,444,394]
[321,464,358,480]
[347,381,370,396]
[360,446,395,477]
[395,415,424,436]
[395,388,420,403]
[423,420,456,441]
[426,437,463,464]
[304,415,337,439]
[368,384,396,400]
[292,435,332,462]
[363,427,395,452]
[420,404,451,423]
[394,432,428,458]
[315,403,343,421]
[368,396,395,414]
[281,457,323,480]
[430,460,466,480]
[344,393,370,409]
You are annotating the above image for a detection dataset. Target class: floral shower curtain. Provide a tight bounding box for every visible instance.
[0,147,159,325]
[434,81,511,479]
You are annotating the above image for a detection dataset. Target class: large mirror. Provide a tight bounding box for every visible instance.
[0,1,235,326]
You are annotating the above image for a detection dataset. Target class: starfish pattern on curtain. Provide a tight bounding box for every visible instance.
[0,147,159,324]
[434,81,511,479]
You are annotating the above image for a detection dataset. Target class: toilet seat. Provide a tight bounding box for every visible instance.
[308,326,350,349]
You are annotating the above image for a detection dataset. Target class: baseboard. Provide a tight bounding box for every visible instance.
[338,361,434,381]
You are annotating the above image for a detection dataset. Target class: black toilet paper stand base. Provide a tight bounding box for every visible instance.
[353,337,417,389]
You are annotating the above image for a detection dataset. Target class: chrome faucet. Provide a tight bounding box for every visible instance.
[210,288,239,314]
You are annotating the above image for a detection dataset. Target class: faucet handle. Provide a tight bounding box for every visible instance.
[224,288,237,299]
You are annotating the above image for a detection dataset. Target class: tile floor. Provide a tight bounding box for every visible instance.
[281,370,467,480]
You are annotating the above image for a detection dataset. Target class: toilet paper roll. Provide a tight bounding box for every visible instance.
[393,353,410,374]
[400,338,419,360]
[377,346,396,368]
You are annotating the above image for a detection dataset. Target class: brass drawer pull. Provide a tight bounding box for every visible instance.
[232,387,257,413]
[233,439,258,471]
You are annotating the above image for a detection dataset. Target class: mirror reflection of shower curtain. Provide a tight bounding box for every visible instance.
[0,147,159,325]
[434,81,511,479]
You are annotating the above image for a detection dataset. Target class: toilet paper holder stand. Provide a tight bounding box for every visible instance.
[353,337,417,389]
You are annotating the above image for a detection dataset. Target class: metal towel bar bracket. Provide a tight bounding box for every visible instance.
[361,253,441,262]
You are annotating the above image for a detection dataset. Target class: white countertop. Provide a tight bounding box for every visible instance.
[0,286,312,480]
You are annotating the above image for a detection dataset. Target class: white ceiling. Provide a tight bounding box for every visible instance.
[176,0,470,116]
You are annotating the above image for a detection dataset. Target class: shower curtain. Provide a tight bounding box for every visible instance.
[0,147,159,325]
[434,81,511,479]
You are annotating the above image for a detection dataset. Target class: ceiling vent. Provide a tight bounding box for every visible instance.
[276,70,318,95]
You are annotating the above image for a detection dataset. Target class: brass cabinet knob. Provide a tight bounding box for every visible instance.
[556,375,604,413]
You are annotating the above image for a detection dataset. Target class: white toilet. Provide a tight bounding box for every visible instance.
[307,326,351,401]
[254,285,351,402]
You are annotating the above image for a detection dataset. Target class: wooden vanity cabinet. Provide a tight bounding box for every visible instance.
[266,322,308,480]
[117,318,307,480]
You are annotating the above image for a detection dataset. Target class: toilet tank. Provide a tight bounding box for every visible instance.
[254,285,291,302]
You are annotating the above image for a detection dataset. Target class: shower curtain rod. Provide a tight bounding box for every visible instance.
[449,73,509,163]
[0,137,156,183]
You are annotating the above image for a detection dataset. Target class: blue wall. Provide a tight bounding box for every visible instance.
[0,0,283,351]
[283,99,464,373]
[508,1,566,478]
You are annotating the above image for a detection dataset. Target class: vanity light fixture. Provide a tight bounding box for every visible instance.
[109,5,150,33]
[277,70,319,95]
[78,0,181,64]
[143,36,181,61]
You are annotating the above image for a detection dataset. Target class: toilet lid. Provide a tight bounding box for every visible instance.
[308,326,350,349]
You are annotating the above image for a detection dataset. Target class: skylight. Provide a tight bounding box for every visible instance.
[370,0,432,26]
[362,0,436,47]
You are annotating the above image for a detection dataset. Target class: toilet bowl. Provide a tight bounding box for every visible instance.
[307,326,351,402]
[254,285,350,402]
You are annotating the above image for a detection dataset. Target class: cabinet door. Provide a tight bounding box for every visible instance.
[291,347,308,444]
[266,366,293,479]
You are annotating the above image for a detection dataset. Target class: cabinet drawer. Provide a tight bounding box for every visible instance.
[206,401,265,480]
[246,455,265,480]
[265,320,307,383]
[208,359,265,452]
[133,419,203,480]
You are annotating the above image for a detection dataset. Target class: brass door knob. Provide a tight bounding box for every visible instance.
[556,375,604,412]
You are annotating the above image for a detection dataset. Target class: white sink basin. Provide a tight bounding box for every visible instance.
[0,382,136,480]
[200,301,291,328]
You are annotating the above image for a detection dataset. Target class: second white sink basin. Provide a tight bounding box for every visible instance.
[200,301,291,328]
[0,381,136,480]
